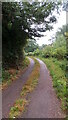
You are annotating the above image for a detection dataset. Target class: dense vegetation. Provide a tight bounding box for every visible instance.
[2,57,30,89]
[31,25,68,111]
[2,2,60,69]
[25,39,39,53]
[40,58,67,110]
[2,0,68,114]
[33,26,67,59]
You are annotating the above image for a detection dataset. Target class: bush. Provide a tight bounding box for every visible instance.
[2,69,11,82]
[33,49,40,56]
[53,47,66,59]
[41,46,53,58]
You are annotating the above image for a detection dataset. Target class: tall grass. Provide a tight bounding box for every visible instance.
[39,57,67,111]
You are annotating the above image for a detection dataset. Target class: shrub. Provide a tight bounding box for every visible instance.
[41,46,53,58]
[53,47,66,59]
[33,49,40,56]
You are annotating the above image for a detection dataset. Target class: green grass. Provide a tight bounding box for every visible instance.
[22,57,30,69]
[9,99,28,118]
[39,57,67,111]
[9,57,40,118]
[21,57,40,96]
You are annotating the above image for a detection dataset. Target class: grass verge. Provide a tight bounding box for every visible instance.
[9,57,40,118]
[2,57,30,90]
[39,57,67,111]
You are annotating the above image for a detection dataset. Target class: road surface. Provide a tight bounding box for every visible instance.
[2,57,34,118]
[21,58,65,118]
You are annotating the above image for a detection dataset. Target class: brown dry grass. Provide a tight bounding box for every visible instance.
[9,99,28,118]
[9,57,40,118]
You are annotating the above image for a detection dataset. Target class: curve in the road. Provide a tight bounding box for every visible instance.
[2,57,35,118]
[22,58,65,118]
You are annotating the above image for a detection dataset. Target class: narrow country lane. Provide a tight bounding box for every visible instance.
[2,58,35,118]
[21,58,65,118]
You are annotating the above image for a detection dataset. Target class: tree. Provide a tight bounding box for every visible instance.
[25,39,39,52]
[2,2,61,68]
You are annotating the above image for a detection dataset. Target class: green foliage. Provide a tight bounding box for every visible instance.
[34,26,66,60]
[52,34,66,59]
[22,57,30,69]
[34,25,67,111]
[41,46,52,58]
[9,98,28,118]
[2,69,11,82]
[2,57,30,85]
[40,57,67,110]
[33,49,41,56]
[2,2,28,68]
[53,46,66,59]
[2,2,60,68]
[25,39,39,53]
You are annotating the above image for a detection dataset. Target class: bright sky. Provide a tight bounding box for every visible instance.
[36,10,66,46]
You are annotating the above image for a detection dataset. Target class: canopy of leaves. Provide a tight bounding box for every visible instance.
[2,2,60,68]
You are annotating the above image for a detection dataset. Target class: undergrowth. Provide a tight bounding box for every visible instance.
[39,57,67,111]
[2,57,30,90]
